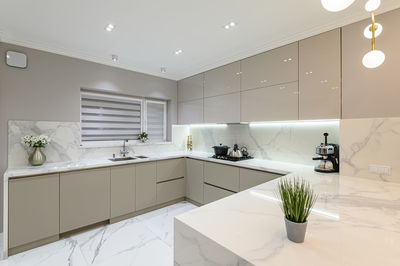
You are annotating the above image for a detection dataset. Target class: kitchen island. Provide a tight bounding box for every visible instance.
[174,169,400,266]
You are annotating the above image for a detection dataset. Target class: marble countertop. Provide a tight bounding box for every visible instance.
[175,170,400,266]
[3,151,310,180]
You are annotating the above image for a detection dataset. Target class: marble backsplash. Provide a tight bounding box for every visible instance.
[340,117,400,183]
[188,121,340,166]
[8,120,187,168]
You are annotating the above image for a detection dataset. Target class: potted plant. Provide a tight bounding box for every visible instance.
[277,177,318,243]
[22,135,51,166]
[138,132,148,143]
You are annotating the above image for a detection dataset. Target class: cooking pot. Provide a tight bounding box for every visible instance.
[212,144,230,156]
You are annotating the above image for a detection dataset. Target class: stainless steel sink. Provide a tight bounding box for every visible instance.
[109,157,137,162]
[135,155,148,159]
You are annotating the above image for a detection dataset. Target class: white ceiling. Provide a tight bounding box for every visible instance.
[1,0,399,80]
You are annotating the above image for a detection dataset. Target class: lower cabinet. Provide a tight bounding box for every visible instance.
[157,178,185,204]
[60,168,110,233]
[156,158,185,182]
[204,162,239,192]
[186,159,204,204]
[8,174,59,249]
[239,168,282,191]
[135,162,157,211]
[110,165,136,218]
[203,184,235,204]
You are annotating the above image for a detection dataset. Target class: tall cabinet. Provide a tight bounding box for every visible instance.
[178,74,204,124]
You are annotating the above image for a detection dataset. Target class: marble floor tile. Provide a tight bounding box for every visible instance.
[0,202,196,266]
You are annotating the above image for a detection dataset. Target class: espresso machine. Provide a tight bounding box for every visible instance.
[312,133,339,173]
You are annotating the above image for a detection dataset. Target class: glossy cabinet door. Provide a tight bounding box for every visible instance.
[241,42,298,91]
[204,62,240,97]
[178,99,203,124]
[186,159,204,204]
[204,93,240,123]
[9,174,59,249]
[241,81,298,122]
[60,168,110,233]
[203,184,234,204]
[239,169,281,191]
[299,29,341,120]
[110,165,136,218]
[135,162,157,211]
[204,162,239,192]
[178,73,204,102]
[156,158,185,182]
[342,9,400,118]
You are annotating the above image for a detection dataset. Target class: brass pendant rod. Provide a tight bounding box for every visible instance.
[371,11,376,50]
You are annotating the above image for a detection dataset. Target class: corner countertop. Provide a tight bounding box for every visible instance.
[174,169,400,266]
[3,151,310,180]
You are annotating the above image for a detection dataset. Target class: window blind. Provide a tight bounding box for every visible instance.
[81,91,142,141]
[145,100,166,142]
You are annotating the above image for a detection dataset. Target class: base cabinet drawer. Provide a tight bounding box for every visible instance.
[110,165,136,218]
[204,162,239,192]
[157,178,185,204]
[9,174,59,249]
[60,168,111,233]
[136,162,157,211]
[156,158,185,182]
[239,169,282,191]
[204,184,235,204]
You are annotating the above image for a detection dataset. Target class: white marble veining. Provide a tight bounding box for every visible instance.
[0,201,196,266]
[174,171,400,266]
[340,117,400,183]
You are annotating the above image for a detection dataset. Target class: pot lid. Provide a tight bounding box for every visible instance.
[212,143,229,148]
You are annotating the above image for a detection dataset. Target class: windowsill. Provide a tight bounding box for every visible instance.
[80,140,173,149]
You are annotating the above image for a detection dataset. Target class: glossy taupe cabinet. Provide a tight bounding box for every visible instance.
[299,29,341,120]
[110,165,136,218]
[178,99,204,124]
[157,178,185,204]
[135,162,157,211]
[178,73,204,102]
[8,174,59,249]
[203,184,234,204]
[60,168,110,233]
[204,62,240,97]
[204,162,240,192]
[156,158,185,182]
[241,42,298,91]
[204,92,240,123]
[185,158,204,204]
[241,81,299,121]
[239,168,282,191]
[156,159,186,204]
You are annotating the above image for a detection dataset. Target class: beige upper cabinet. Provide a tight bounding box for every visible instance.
[241,81,298,122]
[178,99,203,124]
[342,9,400,118]
[241,42,298,91]
[204,93,240,123]
[204,62,241,97]
[110,165,136,219]
[136,162,157,211]
[178,74,204,102]
[299,29,341,120]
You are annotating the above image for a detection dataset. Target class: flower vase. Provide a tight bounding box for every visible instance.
[29,147,46,166]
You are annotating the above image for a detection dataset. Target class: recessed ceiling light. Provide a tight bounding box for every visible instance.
[174,49,183,55]
[105,24,115,32]
[160,67,167,73]
[229,22,236,27]
[111,54,118,62]
[224,22,237,30]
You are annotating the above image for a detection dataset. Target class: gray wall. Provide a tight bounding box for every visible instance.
[0,42,178,232]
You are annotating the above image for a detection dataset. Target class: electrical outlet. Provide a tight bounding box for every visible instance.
[368,165,391,175]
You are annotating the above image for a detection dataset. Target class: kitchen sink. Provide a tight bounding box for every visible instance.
[109,157,137,162]
[135,155,148,159]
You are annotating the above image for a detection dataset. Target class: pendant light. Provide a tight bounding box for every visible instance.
[321,0,355,12]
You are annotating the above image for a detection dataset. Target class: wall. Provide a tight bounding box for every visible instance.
[0,42,178,231]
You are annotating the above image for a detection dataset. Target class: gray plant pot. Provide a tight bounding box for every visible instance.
[284,217,308,243]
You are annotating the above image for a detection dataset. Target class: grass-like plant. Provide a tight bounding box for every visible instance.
[277,177,318,223]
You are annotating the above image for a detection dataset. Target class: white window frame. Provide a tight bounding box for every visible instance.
[143,99,167,142]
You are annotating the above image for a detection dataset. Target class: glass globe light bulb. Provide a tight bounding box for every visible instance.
[365,0,381,12]
[364,23,383,39]
[362,50,385,68]
[321,0,355,12]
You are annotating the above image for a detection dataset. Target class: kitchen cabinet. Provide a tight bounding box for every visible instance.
[204,62,240,97]
[178,73,204,102]
[156,158,185,182]
[240,81,298,122]
[204,93,240,123]
[241,42,298,91]
[157,178,185,204]
[203,184,235,204]
[135,162,157,211]
[342,8,400,118]
[110,165,136,219]
[178,99,203,124]
[185,159,204,204]
[299,29,341,120]
[60,168,110,233]
[8,174,59,249]
[239,168,281,191]
[204,162,239,192]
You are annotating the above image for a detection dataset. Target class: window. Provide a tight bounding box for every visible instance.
[80,90,167,142]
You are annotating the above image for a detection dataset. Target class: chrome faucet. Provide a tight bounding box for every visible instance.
[120,140,130,157]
